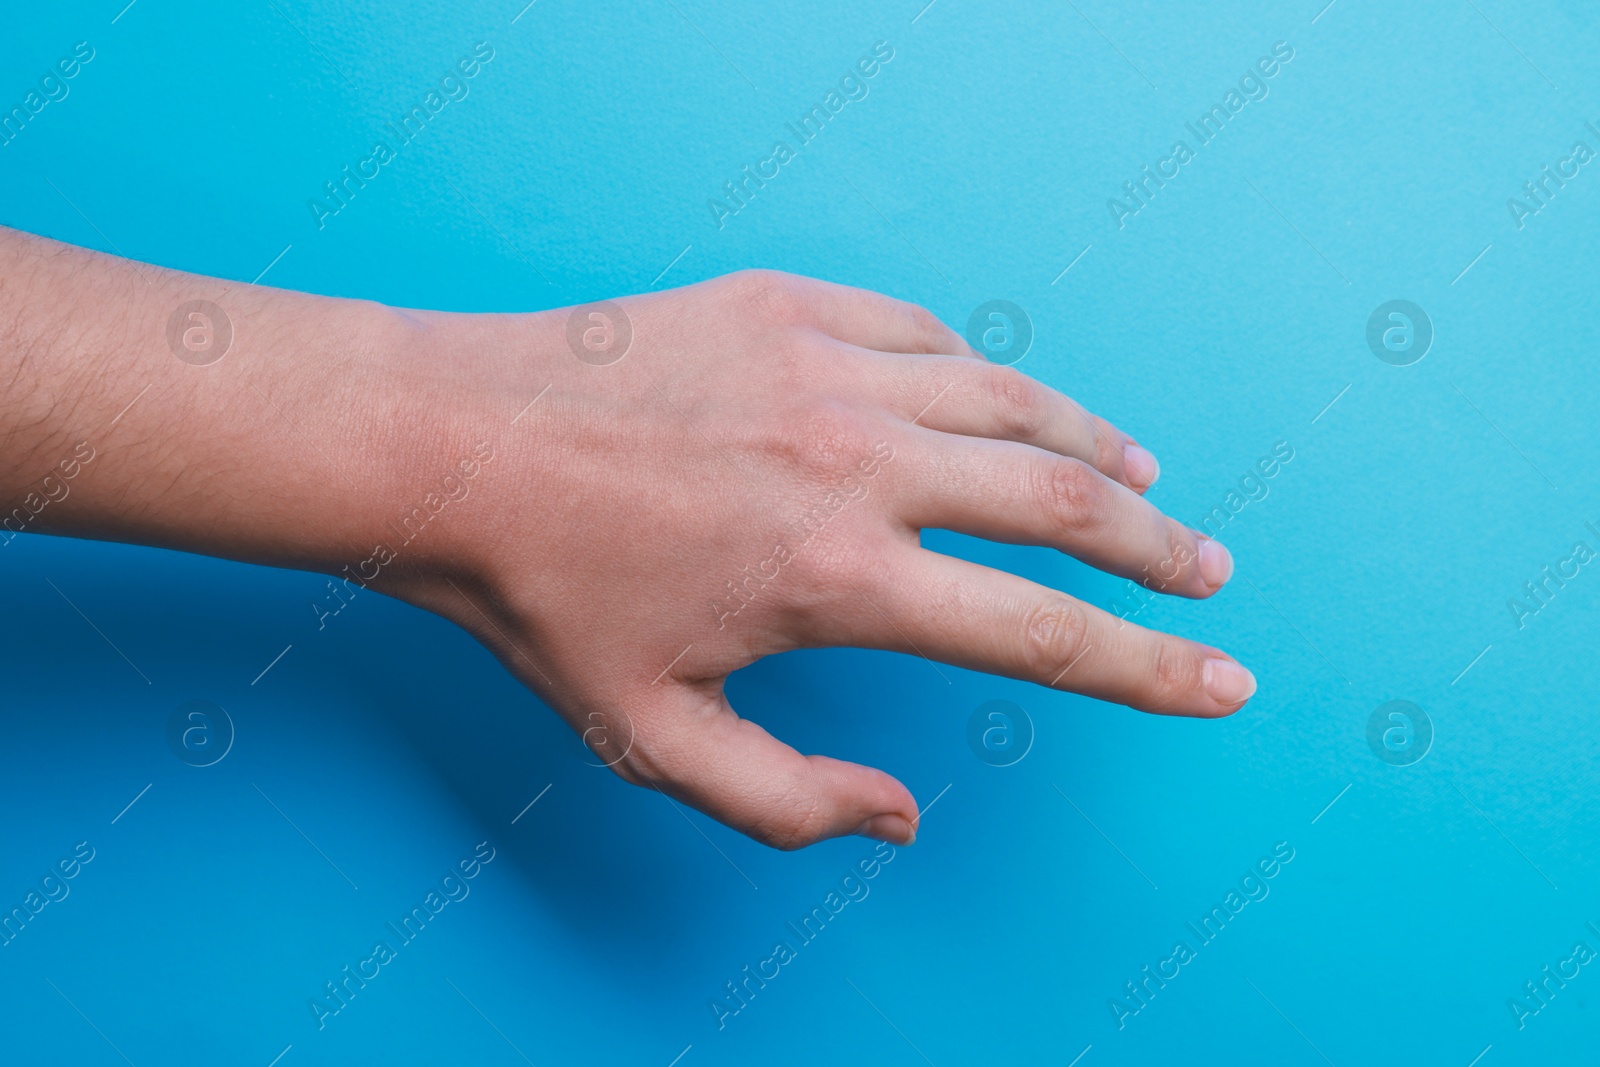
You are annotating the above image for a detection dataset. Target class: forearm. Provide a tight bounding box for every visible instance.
[0,226,499,578]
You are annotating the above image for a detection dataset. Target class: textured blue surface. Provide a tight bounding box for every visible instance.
[3,1,1599,1064]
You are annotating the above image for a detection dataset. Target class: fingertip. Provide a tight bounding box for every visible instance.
[1197,536,1233,590]
[807,754,918,847]
[855,813,916,846]
[1122,443,1160,491]
[1203,657,1256,712]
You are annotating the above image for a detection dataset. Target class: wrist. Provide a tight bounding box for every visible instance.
[340,304,561,602]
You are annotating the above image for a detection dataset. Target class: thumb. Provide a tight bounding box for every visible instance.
[604,683,919,851]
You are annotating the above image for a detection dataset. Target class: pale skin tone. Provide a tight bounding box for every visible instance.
[0,225,1254,850]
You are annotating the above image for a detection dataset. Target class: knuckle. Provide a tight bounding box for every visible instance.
[1169,524,1200,575]
[731,269,809,326]
[758,328,812,380]
[1039,458,1105,531]
[598,717,669,789]
[773,401,872,475]
[1145,523,1198,590]
[1091,418,1123,470]
[1150,640,1202,706]
[904,302,948,347]
[786,536,891,629]
[984,365,1048,441]
[747,789,827,851]
[1022,597,1091,680]
[605,743,659,789]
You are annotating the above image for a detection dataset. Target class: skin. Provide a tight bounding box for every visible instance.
[0,225,1254,851]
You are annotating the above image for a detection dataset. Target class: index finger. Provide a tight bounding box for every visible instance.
[728,270,977,356]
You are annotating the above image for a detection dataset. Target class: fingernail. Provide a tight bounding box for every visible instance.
[1204,658,1257,707]
[1198,537,1234,588]
[1123,444,1160,489]
[856,814,915,846]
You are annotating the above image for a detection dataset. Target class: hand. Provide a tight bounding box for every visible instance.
[0,229,1251,853]
[395,270,1253,850]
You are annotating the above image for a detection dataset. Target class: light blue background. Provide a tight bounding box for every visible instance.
[2,0,1597,1063]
